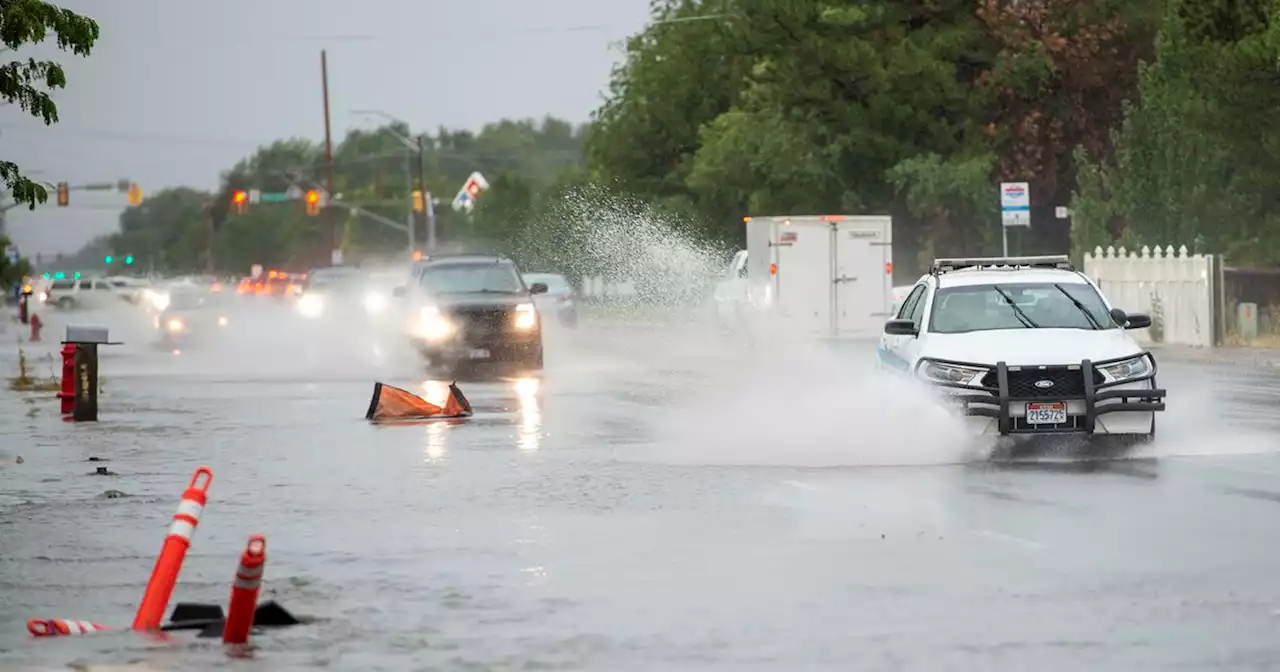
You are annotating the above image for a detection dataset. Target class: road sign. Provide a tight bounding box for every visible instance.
[452,172,489,213]
[1000,182,1030,227]
[1055,206,1071,219]
[260,192,291,203]
[248,189,261,205]
[331,249,344,265]
[285,185,303,200]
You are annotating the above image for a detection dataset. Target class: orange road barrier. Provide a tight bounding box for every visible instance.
[27,618,110,637]
[132,467,213,630]
[365,381,473,421]
[222,535,266,644]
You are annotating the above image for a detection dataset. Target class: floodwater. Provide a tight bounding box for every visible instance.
[2,301,1280,671]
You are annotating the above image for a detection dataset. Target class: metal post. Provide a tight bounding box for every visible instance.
[204,203,215,274]
[321,50,337,266]
[72,342,99,422]
[418,135,433,252]
[1001,224,1009,257]
[405,150,415,256]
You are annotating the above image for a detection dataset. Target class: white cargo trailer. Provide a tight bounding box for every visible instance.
[737,214,894,337]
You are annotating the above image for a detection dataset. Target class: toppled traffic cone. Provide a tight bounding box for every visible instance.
[365,381,472,422]
[27,618,110,637]
[132,467,213,631]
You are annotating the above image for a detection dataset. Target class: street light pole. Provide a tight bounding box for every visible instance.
[404,149,415,256]
[320,50,338,266]
[351,109,428,256]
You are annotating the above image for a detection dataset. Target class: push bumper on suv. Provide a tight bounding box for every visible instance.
[921,354,1166,436]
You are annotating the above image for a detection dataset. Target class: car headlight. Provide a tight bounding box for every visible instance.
[166,318,185,333]
[1099,354,1152,382]
[150,292,171,311]
[916,360,988,387]
[218,316,229,327]
[419,305,453,340]
[514,302,537,330]
[364,291,388,314]
[297,293,324,318]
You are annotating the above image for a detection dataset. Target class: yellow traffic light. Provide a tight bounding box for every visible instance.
[126,183,143,206]
[304,190,320,216]
[232,190,248,215]
[56,182,69,207]
[412,190,424,213]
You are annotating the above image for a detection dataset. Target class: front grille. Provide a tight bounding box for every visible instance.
[981,367,1105,398]
[448,306,511,336]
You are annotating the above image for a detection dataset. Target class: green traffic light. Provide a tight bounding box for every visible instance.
[42,273,49,279]
[104,255,113,264]
[125,255,134,265]
[73,272,81,279]
[54,272,65,280]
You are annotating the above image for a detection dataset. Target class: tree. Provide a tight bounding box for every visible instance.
[0,1,99,208]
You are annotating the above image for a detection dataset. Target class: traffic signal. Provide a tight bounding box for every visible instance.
[304,190,320,216]
[232,189,248,215]
[126,183,143,206]
[104,255,113,265]
[412,190,424,213]
[125,255,134,265]
[56,182,69,207]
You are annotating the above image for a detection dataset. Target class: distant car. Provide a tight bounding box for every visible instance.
[39,278,121,310]
[522,272,578,328]
[154,290,231,348]
[398,253,548,373]
[294,266,388,320]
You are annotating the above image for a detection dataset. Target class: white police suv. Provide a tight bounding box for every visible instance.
[878,256,1165,443]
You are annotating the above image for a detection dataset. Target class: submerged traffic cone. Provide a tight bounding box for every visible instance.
[222,535,266,644]
[132,467,213,630]
[27,618,110,637]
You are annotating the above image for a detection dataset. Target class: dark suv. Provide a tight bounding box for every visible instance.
[395,254,548,372]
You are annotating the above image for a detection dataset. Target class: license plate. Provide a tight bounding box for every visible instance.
[1025,402,1067,425]
[468,348,490,359]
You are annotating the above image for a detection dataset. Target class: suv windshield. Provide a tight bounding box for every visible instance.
[168,292,221,311]
[420,262,524,294]
[929,282,1115,334]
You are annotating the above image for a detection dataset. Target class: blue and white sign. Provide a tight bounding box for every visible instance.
[451,172,489,213]
[1000,181,1030,227]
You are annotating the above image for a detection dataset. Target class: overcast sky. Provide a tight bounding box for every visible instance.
[1,0,650,257]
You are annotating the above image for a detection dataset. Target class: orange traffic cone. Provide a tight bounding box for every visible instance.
[222,535,266,644]
[132,467,213,630]
[27,618,110,637]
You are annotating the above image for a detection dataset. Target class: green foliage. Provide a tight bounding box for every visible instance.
[0,0,98,209]
[0,234,31,285]
[1070,0,1280,265]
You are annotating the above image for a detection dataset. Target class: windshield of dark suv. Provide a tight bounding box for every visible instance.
[929,282,1115,334]
[419,262,525,294]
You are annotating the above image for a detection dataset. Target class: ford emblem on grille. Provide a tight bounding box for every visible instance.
[1034,380,1054,388]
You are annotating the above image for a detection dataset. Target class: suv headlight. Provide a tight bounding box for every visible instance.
[514,302,537,329]
[419,305,452,340]
[916,359,988,387]
[1099,354,1152,382]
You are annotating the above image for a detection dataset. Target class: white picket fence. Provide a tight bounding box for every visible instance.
[1083,245,1213,347]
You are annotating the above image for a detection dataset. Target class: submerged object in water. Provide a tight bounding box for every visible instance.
[365,381,473,421]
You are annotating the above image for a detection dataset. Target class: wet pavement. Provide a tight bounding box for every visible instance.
[1,303,1280,671]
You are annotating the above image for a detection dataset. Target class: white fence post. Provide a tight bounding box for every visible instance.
[1084,243,1213,347]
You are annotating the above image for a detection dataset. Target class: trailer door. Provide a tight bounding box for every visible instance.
[834,217,892,336]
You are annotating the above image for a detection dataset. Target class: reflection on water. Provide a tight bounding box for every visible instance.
[515,377,541,452]
[423,420,446,463]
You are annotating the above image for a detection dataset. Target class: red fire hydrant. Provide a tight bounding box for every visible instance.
[29,313,42,342]
[18,293,29,324]
[57,343,75,415]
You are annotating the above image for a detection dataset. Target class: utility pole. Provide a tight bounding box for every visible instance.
[417,135,433,252]
[404,149,415,256]
[204,201,215,274]
[321,50,338,266]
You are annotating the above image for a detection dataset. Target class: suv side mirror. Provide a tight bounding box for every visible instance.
[884,319,918,336]
[392,286,406,298]
[530,282,548,295]
[1121,312,1152,329]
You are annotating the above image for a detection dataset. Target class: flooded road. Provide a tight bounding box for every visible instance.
[2,304,1280,671]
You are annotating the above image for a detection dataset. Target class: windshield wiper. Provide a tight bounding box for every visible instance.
[991,285,1039,328]
[1053,283,1103,330]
